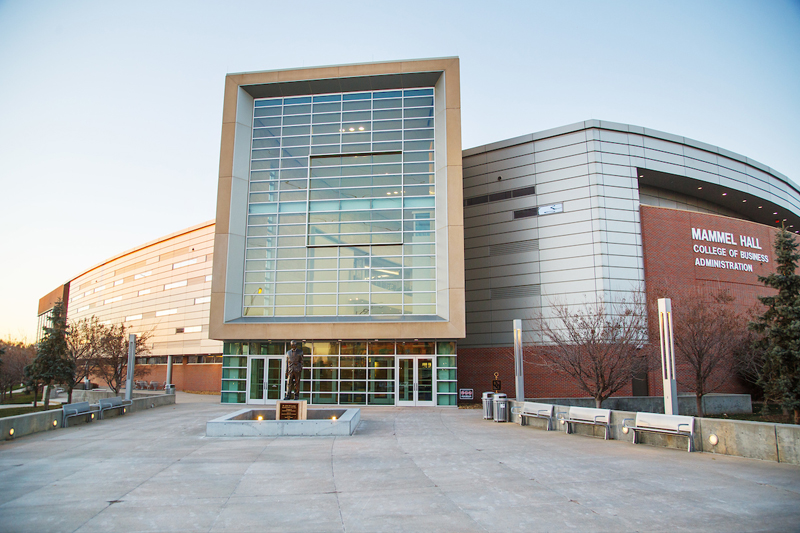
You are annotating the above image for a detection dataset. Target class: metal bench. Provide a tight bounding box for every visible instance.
[511,402,555,430]
[622,412,695,452]
[98,397,132,419]
[62,401,99,428]
[557,406,612,440]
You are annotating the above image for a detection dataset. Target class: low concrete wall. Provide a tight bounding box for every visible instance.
[508,400,800,464]
[71,389,165,403]
[528,394,752,415]
[1,393,175,441]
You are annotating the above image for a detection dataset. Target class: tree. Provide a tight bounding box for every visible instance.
[26,300,75,409]
[65,317,103,403]
[0,339,36,402]
[94,323,150,393]
[749,226,800,424]
[534,296,649,407]
[671,290,744,417]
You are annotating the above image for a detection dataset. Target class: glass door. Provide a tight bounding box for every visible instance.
[397,357,435,406]
[248,357,284,404]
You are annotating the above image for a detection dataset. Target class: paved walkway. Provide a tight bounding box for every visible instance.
[0,397,798,532]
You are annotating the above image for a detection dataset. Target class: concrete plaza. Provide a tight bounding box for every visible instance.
[1,393,799,532]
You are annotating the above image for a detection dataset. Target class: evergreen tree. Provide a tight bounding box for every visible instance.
[26,299,75,409]
[750,227,800,423]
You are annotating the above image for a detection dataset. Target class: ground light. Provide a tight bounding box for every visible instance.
[709,434,719,446]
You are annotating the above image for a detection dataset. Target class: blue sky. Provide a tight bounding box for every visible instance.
[1,0,799,340]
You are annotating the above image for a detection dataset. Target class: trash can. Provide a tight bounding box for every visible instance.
[493,393,508,422]
[164,384,175,395]
[482,392,495,419]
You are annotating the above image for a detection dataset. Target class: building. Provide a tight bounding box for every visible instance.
[38,58,800,405]
[37,222,222,392]
[458,120,799,398]
[211,58,465,406]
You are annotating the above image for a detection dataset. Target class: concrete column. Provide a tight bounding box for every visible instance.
[125,334,136,401]
[166,355,173,387]
[513,319,525,402]
[658,299,679,415]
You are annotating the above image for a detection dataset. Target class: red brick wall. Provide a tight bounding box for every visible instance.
[640,205,778,397]
[457,206,780,401]
[92,362,222,393]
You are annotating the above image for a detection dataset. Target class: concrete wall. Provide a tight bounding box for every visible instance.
[1,393,175,441]
[508,399,800,465]
[528,394,752,415]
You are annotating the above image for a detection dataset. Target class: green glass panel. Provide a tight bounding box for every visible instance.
[222,356,247,367]
[368,394,395,405]
[339,393,367,405]
[221,380,246,391]
[437,368,456,381]
[223,342,243,355]
[437,381,456,393]
[398,359,413,402]
[437,356,456,367]
[221,392,246,404]
[437,343,456,356]
[250,359,265,400]
[312,393,337,404]
[222,368,247,380]
[437,394,456,406]
[266,359,282,400]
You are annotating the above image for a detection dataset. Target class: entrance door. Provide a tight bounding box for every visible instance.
[248,357,284,404]
[397,357,435,406]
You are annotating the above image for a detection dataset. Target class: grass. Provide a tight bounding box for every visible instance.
[0,405,61,419]
[0,391,39,405]
[706,402,798,425]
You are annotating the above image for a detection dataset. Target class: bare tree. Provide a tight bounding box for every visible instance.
[94,323,150,393]
[65,317,103,403]
[0,338,36,402]
[671,290,744,417]
[534,296,649,407]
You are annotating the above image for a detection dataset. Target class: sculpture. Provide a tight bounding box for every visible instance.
[284,340,304,400]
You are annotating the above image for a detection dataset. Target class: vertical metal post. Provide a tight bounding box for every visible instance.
[657,299,679,415]
[125,334,136,401]
[166,356,173,388]
[513,319,525,402]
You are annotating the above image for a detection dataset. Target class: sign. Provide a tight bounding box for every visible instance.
[278,402,299,420]
[690,226,770,273]
[459,388,474,400]
[492,371,501,392]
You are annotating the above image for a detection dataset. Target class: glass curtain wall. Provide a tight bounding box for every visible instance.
[221,340,457,406]
[243,88,437,318]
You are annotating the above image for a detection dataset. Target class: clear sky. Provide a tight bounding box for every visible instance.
[1,0,799,341]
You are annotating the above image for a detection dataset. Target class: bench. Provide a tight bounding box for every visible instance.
[511,402,555,430]
[98,397,132,419]
[556,406,612,440]
[62,401,99,428]
[622,412,695,452]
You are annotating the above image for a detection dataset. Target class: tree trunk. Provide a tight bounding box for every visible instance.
[67,385,74,404]
[32,383,38,407]
[695,393,704,418]
[595,397,602,408]
[43,380,51,410]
